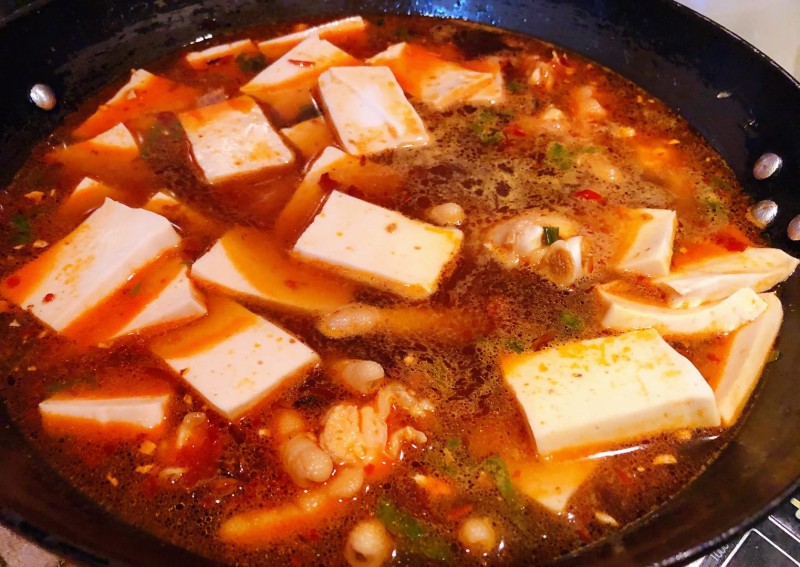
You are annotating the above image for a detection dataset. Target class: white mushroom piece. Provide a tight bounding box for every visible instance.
[484,210,588,286]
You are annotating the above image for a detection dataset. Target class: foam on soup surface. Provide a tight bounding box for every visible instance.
[0,14,796,566]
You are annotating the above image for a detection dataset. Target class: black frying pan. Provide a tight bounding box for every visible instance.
[1,1,799,565]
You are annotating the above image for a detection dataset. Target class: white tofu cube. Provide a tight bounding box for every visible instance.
[144,191,179,210]
[293,190,463,299]
[45,121,151,189]
[501,329,721,456]
[614,208,676,278]
[150,296,320,420]
[242,35,358,120]
[257,16,367,60]
[654,247,799,307]
[178,95,294,185]
[465,58,506,105]
[274,145,350,240]
[143,191,223,237]
[113,267,206,338]
[39,394,170,430]
[598,285,767,337]
[191,226,355,313]
[74,69,199,139]
[367,43,495,110]
[711,293,783,425]
[279,116,336,161]
[1,199,180,332]
[86,122,139,153]
[511,458,597,514]
[317,66,430,155]
[58,177,128,223]
[106,69,158,105]
[185,39,260,69]
[71,176,112,199]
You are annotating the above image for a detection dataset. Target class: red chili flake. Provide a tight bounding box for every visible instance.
[5,275,20,288]
[318,172,338,191]
[288,59,315,68]
[359,155,367,166]
[364,463,375,475]
[530,330,556,351]
[386,223,398,233]
[503,123,526,138]
[711,232,748,252]
[140,475,159,499]
[616,467,634,485]
[575,189,603,201]
[284,279,299,290]
[706,353,721,362]
[43,293,55,303]
[575,526,592,543]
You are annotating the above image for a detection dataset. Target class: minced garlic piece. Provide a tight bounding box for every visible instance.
[594,511,619,527]
[139,440,157,455]
[652,454,678,466]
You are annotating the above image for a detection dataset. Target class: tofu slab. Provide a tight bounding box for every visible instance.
[615,208,676,278]
[654,247,799,307]
[39,394,170,430]
[501,329,720,456]
[367,43,495,110]
[279,116,336,161]
[185,39,260,69]
[143,191,223,238]
[257,16,367,60]
[510,458,597,514]
[88,122,139,152]
[113,267,206,338]
[74,69,200,139]
[58,177,130,225]
[273,145,350,241]
[464,58,506,105]
[242,35,358,122]
[150,296,320,420]
[178,95,294,185]
[598,286,766,337]
[293,190,463,299]
[45,123,153,188]
[712,292,783,425]
[191,226,356,313]
[0,199,180,332]
[317,66,430,155]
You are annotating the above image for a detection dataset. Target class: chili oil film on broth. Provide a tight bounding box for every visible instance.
[0,14,797,566]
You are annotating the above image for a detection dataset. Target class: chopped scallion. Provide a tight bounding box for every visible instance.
[507,80,526,94]
[10,214,32,245]
[543,226,560,245]
[559,309,582,331]
[235,52,267,74]
[376,498,453,561]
